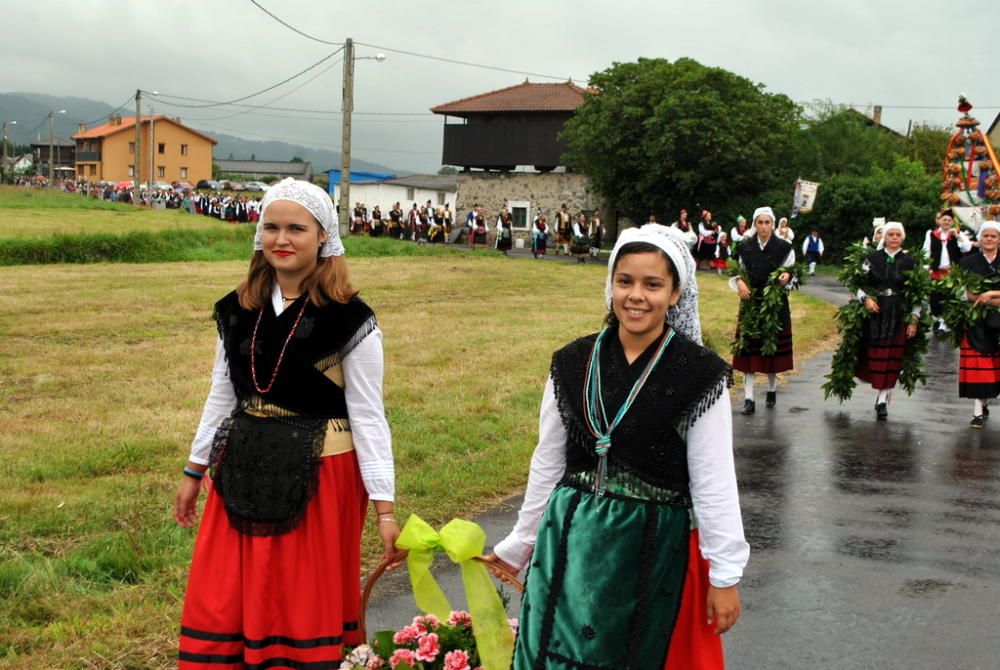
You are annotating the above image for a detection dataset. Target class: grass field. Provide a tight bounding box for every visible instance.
[0,187,838,667]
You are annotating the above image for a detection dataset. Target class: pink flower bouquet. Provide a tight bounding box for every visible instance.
[341,611,517,670]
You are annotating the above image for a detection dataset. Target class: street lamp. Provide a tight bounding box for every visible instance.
[48,109,66,188]
[338,38,386,236]
[1,119,16,184]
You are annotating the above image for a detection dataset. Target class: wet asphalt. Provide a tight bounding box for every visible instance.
[365,268,1000,669]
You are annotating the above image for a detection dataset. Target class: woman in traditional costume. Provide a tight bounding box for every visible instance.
[589,208,604,259]
[958,221,1000,428]
[489,224,748,670]
[729,215,749,255]
[853,223,922,420]
[532,213,548,259]
[775,217,794,244]
[696,210,718,270]
[495,206,514,254]
[570,212,590,262]
[712,231,731,274]
[173,178,398,669]
[924,208,972,331]
[731,207,796,414]
[471,208,488,249]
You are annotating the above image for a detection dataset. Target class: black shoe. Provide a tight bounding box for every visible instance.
[970,415,985,429]
[765,391,776,408]
[742,399,756,415]
[875,403,888,421]
[983,405,990,419]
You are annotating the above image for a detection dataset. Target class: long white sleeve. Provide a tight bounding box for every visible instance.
[188,338,238,465]
[493,377,567,569]
[342,328,395,501]
[687,389,750,587]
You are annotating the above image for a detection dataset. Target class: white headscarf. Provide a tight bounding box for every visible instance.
[979,221,1000,236]
[876,221,905,250]
[752,206,775,223]
[605,223,702,344]
[254,177,344,257]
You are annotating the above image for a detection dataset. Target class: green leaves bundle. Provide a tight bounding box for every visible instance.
[729,258,806,357]
[939,266,1000,348]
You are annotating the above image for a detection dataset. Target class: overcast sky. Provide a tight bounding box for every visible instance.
[2,0,997,173]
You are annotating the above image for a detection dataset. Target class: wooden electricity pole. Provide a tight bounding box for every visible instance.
[339,37,354,238]
[134,89,142,204]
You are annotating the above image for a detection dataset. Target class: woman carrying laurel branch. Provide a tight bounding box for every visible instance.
[172,178,398,669]
[852,223,923,420]
[730,206,796,415]
[957,221,1000,428]
[486,224,749,670]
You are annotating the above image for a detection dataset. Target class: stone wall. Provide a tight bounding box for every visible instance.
[455,171,616,245]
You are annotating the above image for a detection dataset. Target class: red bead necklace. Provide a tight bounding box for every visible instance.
[250,297,310,394]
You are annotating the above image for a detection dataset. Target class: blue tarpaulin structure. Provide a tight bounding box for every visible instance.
[324,170,396,195]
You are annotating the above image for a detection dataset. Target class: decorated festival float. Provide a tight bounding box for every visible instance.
[942,96,1000,231]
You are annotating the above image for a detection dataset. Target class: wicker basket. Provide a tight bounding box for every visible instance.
[359,550,523,641]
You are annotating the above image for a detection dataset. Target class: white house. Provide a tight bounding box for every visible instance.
[332,174,458,216]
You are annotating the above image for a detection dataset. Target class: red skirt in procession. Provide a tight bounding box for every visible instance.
[179,452,367,669]
[959,335,1000,399]
[664,529,725,670]
[732,327,794,374]
[856,323,908,390]
[710,258,728,270]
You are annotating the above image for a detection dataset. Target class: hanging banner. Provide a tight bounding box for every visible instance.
[791,178,820,217]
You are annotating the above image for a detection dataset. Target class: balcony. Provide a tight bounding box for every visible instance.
[76,151,101,162]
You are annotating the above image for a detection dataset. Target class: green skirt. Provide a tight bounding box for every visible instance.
[514,484,690,670]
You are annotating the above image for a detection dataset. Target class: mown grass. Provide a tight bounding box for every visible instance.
[0,257,836,668]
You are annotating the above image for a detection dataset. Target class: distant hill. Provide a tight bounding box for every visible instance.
[0,92,401,174]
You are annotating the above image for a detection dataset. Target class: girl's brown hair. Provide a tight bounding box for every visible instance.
[236,252,357,310]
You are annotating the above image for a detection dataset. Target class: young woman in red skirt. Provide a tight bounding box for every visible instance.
[173,178,398,669]
[731,207,796,415]
[854,223,921,420]
[958,221,1000,428]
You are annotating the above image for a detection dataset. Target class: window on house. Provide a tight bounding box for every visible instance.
[158,143,165,154]
[180,144,188,156]
[508,200,530,229]
[89,165,97,176]
[128,165,135,177]
[437,192,446,206]
[180,167,188,178]
[157,166,165,178]
[406,187,415,201]
[129,142,135,154]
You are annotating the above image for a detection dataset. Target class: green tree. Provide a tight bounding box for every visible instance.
[437,165,459,175]
[561,57,801,221]
[907,122,952,176]
[791,102,906,179]
[290,155,305,163]
[804,156,939,261]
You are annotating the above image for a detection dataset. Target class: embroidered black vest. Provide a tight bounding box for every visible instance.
[550,330,731,506]
[928,230,960,270]
[959,252,1000,354]
[864,249,916,340]
[213,291,377,418]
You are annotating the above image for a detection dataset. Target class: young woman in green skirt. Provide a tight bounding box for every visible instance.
[488,224,749,669]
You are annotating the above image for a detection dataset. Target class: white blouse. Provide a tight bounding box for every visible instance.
[187,285,395,501]
[493,377,750,588]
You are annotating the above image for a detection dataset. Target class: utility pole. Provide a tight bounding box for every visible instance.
[150,111,155,189]
[48,111,54,188]
[339,37,354,238]
[1,120,14,184]
[134,89,142,204]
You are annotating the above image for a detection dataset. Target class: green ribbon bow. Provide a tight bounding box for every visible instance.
[395,515,515,670]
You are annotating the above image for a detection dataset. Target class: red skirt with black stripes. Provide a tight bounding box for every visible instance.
[959,335,1000,399]
[179,452,367,669]
[732,326,794,374]
[856,324,908,390]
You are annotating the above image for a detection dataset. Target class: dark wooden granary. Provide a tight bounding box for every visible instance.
[430,81,590,172]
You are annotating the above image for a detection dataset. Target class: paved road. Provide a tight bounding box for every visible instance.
[366,273,1000,669]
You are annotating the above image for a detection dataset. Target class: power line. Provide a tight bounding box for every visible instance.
[248,0,342,46]
[151,92,431,117]
[80,94,136,126]
[185,58,344,122]
[188,120,438,156]
[354,40,587,82]
[147,47,343,109]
